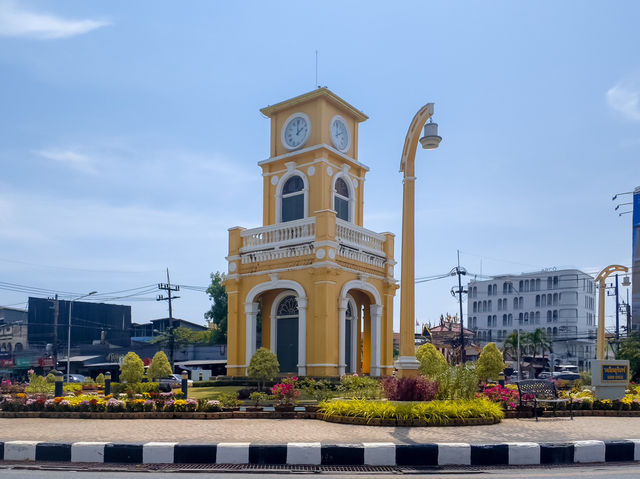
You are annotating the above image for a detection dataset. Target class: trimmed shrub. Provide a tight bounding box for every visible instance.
[435,363,479,400]
[476,343,505,382]
[381,376,438,402]
[416,343,448,379]
[119,352,145,384]
[248,348,280,391]
[338,374,381,399]
[147,351,172,382]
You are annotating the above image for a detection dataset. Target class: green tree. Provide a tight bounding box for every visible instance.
[205,272,228,344]
[247,347,279,390]
[618,332,640,382]
[147,351,172,381]
[502,331,533,360]
[119,352,145,384]
[529,328,553,359]
[476,342,505,382]
[416,343,449,379]
[95,373,105,385]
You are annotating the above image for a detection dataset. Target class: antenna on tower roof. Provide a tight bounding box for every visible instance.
[315,50,319,88]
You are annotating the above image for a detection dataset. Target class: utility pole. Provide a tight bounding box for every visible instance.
[157,268,180,371]
[450,250,467,363]
[51,294,59,367]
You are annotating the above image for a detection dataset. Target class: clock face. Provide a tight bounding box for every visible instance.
[282,113,310,150]
[330,116,350,152]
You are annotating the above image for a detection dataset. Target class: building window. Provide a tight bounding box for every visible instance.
[547,277,552,289]
[553,293,558,306]
[518,312,523,324]
[535,311,540,324]
[519,280,524,291]
[503,282,508,294]
[524,280,530,292]
[473,302,477,313]
[541,295,547,307]
[487,285,492,296]
[513,297,518,309]
[508,314,513,326]
[553,310,558,322]
[503,314,507,326]
[493,284,497,296]
[524,312,529,324]
[536,279,541,291]
[333,177,351,222]
[535,295,540,307]
[488,300,492,312]
[281,175,305,222]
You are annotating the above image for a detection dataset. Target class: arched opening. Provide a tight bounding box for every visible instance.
[274,295,299,373]
[334,177,351,222]
[344,300,355,374]
[281,175,305,222]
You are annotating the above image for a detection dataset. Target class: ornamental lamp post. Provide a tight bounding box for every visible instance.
[595,265,628,360]
[397,105,441,378]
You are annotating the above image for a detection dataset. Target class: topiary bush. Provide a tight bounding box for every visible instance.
[476,343,505,382]
[416,343,449,379]
[248,348,280,391]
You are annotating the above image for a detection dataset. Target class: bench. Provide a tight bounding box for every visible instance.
[516,379,573,421]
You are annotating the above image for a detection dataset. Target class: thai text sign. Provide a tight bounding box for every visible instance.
[601,364,628,381]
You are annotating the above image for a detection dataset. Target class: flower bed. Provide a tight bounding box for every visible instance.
[318,398,504,426]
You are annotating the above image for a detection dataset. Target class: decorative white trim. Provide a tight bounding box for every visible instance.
[306,363,339,367]
[330,115,351,152]
[244,302,259,367]
[258,143,370,173]
[340,279,382,306]
[307,166,315,176]
[228,262,237,272]
[327,166,333,176]
[271,175,279,185]
[262,157,366,182]
[370,304,382,376]
[281,112,311,151]
[232,260,389,283]
[327,248,336,259]
[247,279,307,375]
[315,248,325,259]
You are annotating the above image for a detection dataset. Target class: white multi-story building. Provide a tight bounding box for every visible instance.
[467,269,597,370]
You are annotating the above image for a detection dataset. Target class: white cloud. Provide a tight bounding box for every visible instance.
[35,148,98,175]
[606,80,640,121]
[0,1,109,39]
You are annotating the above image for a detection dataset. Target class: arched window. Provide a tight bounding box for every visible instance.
[524,312,529,324]
[547,327,552,336]
[487,285,492,296]
[513,297,518,309]
[547,310,552,322]
[541,295,547,307]
[488,300,492,312]
[535,311,540,324]
[334,177,351,221]
[473,301,477,313]
[536,279,541,291]
[275,295,299,373]
[553,293,558,306]
[553,327,558,337]
[518,313,523,324]
[493,284,497,296]
[281,175,305,222]
[519,280,524,291]
[503,283,507,294]
[524,280,530,292]
[508,314,513,326]
[503,314,507,326]
[535,295,540,307]
[553,310,558,322]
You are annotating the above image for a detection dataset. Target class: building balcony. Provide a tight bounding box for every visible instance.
[232,215,393,275]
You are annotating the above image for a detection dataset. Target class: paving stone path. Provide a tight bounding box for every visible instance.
[0,417,639,444]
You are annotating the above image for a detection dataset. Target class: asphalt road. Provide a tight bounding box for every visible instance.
[1,465,640,478]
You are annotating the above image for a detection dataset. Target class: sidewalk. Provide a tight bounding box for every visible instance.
[0,417,639,444]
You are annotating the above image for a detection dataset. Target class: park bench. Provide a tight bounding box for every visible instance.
[516,379,573,421]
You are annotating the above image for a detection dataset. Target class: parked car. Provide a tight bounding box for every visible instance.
[552,371,581,386]
[63,374,86,383]
[537,371,552,380]
[159,374,193,388]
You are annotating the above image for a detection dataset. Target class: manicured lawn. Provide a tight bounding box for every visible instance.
[187,385,245,400]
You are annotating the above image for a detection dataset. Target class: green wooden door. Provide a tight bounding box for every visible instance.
[277,317,298,373]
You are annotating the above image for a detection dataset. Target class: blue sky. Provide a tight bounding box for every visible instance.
[0,0,638,332]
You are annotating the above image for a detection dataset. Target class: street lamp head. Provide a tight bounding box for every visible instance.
[419,121,442,150]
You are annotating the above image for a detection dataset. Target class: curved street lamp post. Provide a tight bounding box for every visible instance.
[397,104,441,378]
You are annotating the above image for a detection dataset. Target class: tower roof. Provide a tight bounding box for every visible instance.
[260,87,368,122]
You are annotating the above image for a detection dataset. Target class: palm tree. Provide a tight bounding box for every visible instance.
[529,328,553,359]
[502,331,533,361]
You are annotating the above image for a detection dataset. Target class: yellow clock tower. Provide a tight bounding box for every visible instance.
[224,88,397,377]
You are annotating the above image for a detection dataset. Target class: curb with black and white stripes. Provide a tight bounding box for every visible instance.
[0,440,639,466]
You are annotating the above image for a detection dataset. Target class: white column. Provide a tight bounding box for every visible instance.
[351,306,358,373]
[370,304,382,376]
[297,298,307,376]
[338,299,347,376]
[245,302,259,374]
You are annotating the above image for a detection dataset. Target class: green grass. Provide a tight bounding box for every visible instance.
[186,385,244,400]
